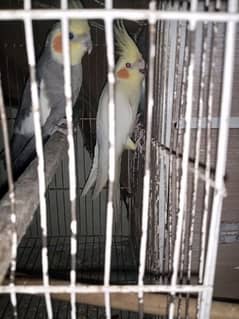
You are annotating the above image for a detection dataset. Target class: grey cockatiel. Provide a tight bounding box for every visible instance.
[9,10,92,180]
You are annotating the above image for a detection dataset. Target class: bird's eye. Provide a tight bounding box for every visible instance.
[125,62,131,68]
[69,32,74,40]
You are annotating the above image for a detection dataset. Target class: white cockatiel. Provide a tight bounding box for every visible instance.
[82,22,145,213]
[9,2,92,180]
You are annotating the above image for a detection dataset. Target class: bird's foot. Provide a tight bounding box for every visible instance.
[134,123,146,155]
[55,118,67,135]
[125,137,137,151]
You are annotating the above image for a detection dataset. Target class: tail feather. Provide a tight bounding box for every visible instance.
[11,133,32,163]
[113,181,121,221]
[113,156,122,223]
[92,143,108,199]
[10,133,36,180]
[82,144,98,196]
[84,141,123,224]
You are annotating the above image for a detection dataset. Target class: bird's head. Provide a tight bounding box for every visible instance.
[50,19,92,65]
[115,22,145,85]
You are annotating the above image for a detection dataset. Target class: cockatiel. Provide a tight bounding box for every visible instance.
[9,8,92,180]
[82,22,145,214]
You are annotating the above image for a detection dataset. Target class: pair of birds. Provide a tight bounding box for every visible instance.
[7,11,146,212]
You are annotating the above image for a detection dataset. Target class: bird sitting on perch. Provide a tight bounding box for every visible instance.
[82,21,145,219]
[7,2,92,182]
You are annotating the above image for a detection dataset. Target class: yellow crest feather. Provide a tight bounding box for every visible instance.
[69,0,83,9]
[69,0,90,35]
[115,21,142,61]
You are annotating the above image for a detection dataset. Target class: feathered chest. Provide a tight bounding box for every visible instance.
[14,59,82,136]
[42,62,82,102]
[122,82,142,117]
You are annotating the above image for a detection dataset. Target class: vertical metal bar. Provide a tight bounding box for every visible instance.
[186,19,208,319]
[187,21,205,282]
[166,20,177,148]
[173,21,189,316]
[60,1,78,318]
[153,15,163,280]
[166,2,180,281]
[174,19,189,317]
[160,11,170,284]
[169,1,198,318]
[138,1,156,318]
[173,17,187,301]
[157,14,167,283]
[23,1,53,318]
[105,0,113,9]
[199,1,238,318]
[197,18,215,319]
[104,0,115,315]
[0,79,17,318]
[161,18,169,146]
[216,0,221,10]
[198,22,215,286]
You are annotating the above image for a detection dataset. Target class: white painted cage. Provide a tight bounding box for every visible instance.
[0,0,238,318]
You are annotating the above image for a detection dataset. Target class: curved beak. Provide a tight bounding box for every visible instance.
[138,59,146,74]
[139,68,146,74]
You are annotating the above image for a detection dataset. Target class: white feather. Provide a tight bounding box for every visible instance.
[39,80,51,125]
[16,80,51,136]
[82,24,144,215]
[82,82,139,201]
[81,144,98,196]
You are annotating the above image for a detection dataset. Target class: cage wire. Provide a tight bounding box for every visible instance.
[0,0,238,319]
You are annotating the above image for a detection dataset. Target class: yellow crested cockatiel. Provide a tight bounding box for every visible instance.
[82,22,145,215]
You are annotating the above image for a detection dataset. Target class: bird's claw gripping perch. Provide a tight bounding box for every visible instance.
[55,118,68,135]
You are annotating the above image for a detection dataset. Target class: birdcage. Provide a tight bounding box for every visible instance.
[0,0,238,318]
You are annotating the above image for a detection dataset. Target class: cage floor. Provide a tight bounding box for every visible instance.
[0,235,141,318]
[16,235,138,284]
[0,236,158,318]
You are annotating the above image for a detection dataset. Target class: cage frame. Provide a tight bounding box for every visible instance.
[0,1,238,318]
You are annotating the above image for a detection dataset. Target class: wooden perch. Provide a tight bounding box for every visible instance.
[0,132,67,283]
[3,277,239,319]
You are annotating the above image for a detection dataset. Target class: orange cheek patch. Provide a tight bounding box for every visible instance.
[117,68,129,79]
[53,34,62,53]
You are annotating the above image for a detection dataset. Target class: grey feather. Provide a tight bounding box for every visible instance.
[9,23,85,182]
[11,52,82,175]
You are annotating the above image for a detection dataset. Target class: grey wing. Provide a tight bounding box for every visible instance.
[41,97,66,138]
[10,78,39,178]
[13,79,34,135]
[41,62,82,138]
[10,133,36,179]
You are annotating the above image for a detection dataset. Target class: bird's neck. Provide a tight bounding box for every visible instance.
[118,79,142,109]
[119,73,142,87]
[119,77,142,97]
